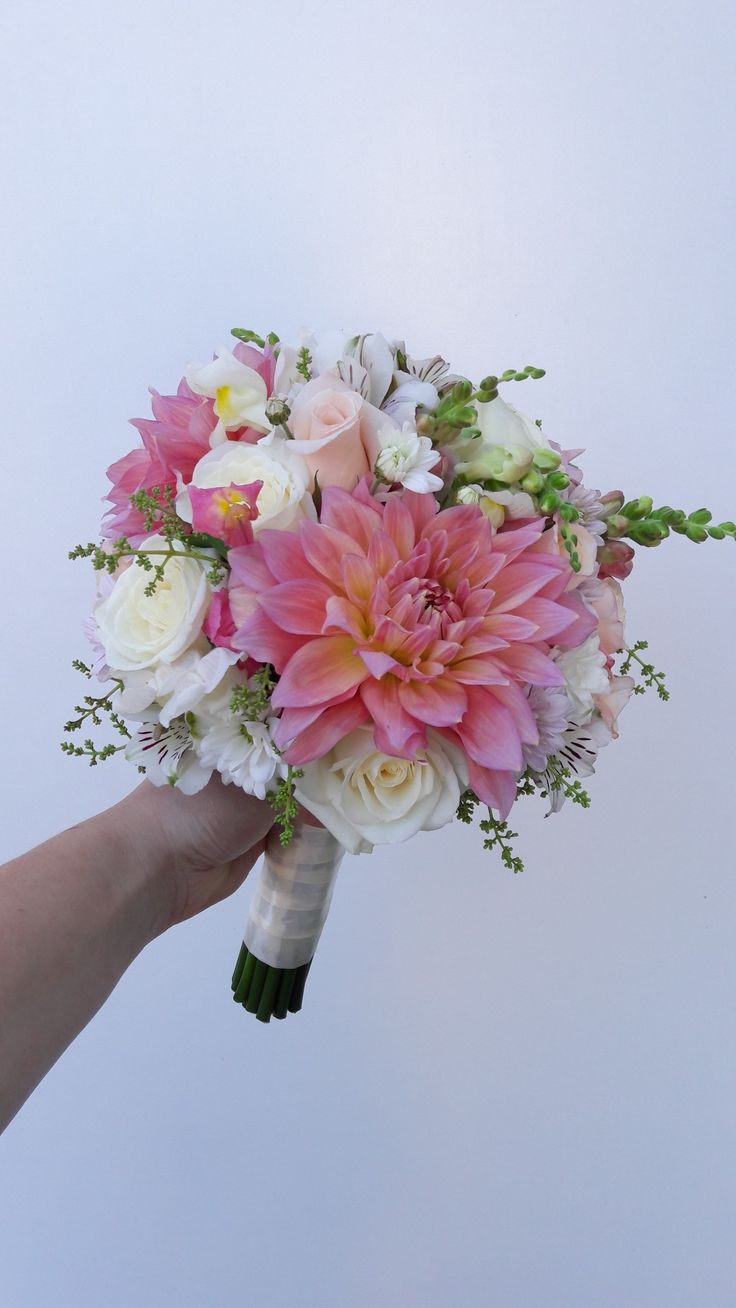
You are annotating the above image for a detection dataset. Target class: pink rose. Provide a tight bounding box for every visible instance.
[289,375,383,491]
[594,674,635,738]
[585,576,626,657]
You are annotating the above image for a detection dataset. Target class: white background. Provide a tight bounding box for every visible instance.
[1,2,735,1305]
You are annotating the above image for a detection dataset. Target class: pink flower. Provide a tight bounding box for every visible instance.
[232,341,276,394]
[582,576,626,657]
[598,539,635,581]
[203,588,237,649]
[594,674,635,738]
[189,480,262,548]
[230,483,589,816]
[288,375,384,491]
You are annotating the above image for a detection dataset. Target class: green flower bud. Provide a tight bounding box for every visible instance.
[531,447,561,472]
[480,375,499,391]
[690,508,713,525]
[547,471,570,490]
[520,469,545,494]
[452,379,473,402]
[539,492,559,515]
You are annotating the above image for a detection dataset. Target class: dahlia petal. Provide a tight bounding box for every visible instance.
[489,681,540,745]
[458,687,523,771]
[301,522,364,584]
[323,595,369,639]
[258,529,323,582]
[382,494,417,559]
[368,530,400,576]
[359,649,399,678]
[258,579,332,634]
[449,655,509,685]
[341,553,376,604]
[233,609,304,668]
[280,698,371,765]
[272,636,368,708]
[481,613,541,641]
[552,592,599,651]
[320,486,383,550]
[228,542,273,593]
[398,677,468,727]
[494,644,565,686]
[519,597,576,641]
[491,561,559,611]
[360,677,427,756]
[466,758,518,818]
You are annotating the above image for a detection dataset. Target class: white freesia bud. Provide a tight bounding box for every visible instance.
[294,727,468,854]
[374,422,443,494]
[457,442,533,484]
[95,537,211,673]
[186,346,270,438]
[475,394,552,454]
[177,436,313,534]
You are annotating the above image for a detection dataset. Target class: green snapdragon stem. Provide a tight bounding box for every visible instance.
[231,946,314,1023]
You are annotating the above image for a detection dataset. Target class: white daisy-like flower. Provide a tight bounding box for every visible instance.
[555,634,610,719]
[125,715,213,795]
[374,422,443,494]
[195,714,286,799]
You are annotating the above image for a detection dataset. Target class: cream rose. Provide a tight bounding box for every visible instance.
[178,436,312,534]
[95,536,211,672]
[287,375,384,491]
[294,727,468,854]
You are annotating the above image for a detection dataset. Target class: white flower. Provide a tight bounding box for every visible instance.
[94,536,211,673]
[374,422,443,493]
[158,647,240,727]
[294,727,468,855]
[542,714,613,813]
[177,436,313,534]
[555,634,610,719]
[475,395,552,454]
[523,686,575,773]
[456,483,536,527]
[196,714,286,799]
[125,714,213,795]
[185,346,270,440]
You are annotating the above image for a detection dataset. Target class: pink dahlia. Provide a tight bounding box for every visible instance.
[229,484,596,815]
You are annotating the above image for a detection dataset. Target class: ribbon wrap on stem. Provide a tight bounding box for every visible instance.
[243,822,345,969]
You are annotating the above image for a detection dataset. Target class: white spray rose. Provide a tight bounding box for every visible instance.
[177,436,313,534]
[294,727,468,855]
[94,536,211,673]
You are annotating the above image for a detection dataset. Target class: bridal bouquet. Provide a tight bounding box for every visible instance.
[65,327,733,1021]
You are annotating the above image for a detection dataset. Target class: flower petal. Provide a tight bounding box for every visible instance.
[272,635,369,708]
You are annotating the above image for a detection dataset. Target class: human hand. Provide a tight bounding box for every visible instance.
[113,776,276,933]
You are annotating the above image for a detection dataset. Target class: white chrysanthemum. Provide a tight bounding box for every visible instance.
[125,715,212,795]
[196,714,286,799]
[375,422,443,493]
[555,634,610,719]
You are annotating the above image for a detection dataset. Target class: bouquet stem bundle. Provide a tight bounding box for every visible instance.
[231,822,344,1023]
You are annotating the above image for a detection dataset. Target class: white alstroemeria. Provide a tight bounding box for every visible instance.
[177,435,313,534]
[185,346,270,440]
[543,713,613,813]
[294,727,468,855]
[374,421,443,494]
[342,332,395,407]
[94,536,211,673]
[456,483,536,527]
[125,714,213,795]
[555,634,610,719]
[196,713,286,799]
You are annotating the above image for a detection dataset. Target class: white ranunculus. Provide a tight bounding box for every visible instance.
[177,436,313,534]
[555,634,610,719]
[294,727,468,855]
[94,536,211,673]
[475,394,552,454]
[185,346,270,438]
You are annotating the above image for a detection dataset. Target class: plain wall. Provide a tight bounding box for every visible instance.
[1,2,735,1305]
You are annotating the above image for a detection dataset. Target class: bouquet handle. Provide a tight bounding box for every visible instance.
[231,822,345,1022]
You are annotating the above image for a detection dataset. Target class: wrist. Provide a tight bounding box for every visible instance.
[95,791,179,941]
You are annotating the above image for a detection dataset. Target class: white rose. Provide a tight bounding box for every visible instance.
[177,436,313,534]
[94,536,211,673]
[294,727,468,855]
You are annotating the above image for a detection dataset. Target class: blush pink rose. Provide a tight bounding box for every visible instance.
[594,674,635,739]
[288,375,384,491]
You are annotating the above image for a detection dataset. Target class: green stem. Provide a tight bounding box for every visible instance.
[233,951,256,1005]
[273,968,297,1020]
[231,942,247,992]
[244,960,269,1014]
[256,968,282,1024]
[288,961,312,1014]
